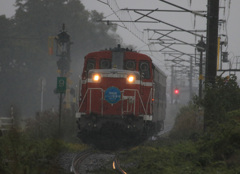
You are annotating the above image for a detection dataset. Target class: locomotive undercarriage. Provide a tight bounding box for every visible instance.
[77,114,145,131]
[76,114,162,150]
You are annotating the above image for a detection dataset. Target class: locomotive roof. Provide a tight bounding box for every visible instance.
[85,45,152,61]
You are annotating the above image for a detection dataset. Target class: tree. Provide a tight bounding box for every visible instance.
[0,0,120,117]
[198,75,240,128]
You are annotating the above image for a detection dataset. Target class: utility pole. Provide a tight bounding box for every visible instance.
[205,0,219,84]
[41,78,44,112]
[189,57,193,100]
[39,77,46,112]
[196,36,206,99]
[171,65,174,104]
[204,0,219,131]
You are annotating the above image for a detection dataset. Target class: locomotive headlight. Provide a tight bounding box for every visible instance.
[127,75,135,83]
[92,73,101,82]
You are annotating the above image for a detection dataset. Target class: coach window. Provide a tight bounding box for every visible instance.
[86,59,96,71]
[124,60,136,70]
[100,59,111,69]
[139,61,150,79]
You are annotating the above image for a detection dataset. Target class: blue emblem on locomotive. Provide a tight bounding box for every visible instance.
[104,87,121,104]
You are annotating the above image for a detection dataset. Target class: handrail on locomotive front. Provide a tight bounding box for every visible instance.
[78,88,104,116]
[146,88,153,115]
[78,88,151,116]
[122,89,148,116]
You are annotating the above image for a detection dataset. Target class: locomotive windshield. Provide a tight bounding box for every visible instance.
[100,59,111,69]
[84,49,152,80]
[86,59,96,71]
[124,60,136,70]
[139,61,150,79]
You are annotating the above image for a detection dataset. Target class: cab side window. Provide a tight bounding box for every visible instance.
[139,61,150,79]
[86,59,95,71]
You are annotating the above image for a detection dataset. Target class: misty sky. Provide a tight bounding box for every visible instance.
[1,0,240,74]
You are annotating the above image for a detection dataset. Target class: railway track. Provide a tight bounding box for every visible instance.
[71,150,93,174]
[70,150,127,174]
[113,157,127,174]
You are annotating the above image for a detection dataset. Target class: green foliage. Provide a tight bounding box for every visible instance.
[0,130,64,174]
[115,141,202,174]
[0,109,89,173]
[198,109,240,165]
[24,109,79,142]
[203,75,240,125]
[169,102,203,139]
[0,128,87,174]
[113,120,240,174]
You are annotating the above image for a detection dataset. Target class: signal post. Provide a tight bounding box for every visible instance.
[54,24,72,135]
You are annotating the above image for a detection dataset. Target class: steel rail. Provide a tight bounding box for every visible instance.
[71,150,93,174]
[113,157,127,174]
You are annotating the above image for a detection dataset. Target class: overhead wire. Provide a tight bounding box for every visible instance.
[105,0,166,68]
[106,0,145,43]
[96,0,209,75]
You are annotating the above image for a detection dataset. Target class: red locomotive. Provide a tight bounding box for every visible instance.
[76,45,166,149]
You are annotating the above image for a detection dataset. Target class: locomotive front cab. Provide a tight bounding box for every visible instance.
[84,69,141,116]
[77,47,155,131]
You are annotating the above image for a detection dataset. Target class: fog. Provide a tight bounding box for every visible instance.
[0,0,240,118]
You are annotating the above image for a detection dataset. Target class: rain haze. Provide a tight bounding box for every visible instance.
[1,0,240,83]
[0,0,240,116]
[1,1,240,173]
[1,0,240,57]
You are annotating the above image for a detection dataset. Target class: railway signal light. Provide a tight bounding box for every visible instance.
[174,88,179,95]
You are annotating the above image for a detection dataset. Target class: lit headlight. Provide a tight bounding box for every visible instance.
[92,73,101,82]
[127,75,135,83]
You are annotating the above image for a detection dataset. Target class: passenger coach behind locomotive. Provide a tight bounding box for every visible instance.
[76,45,166,146]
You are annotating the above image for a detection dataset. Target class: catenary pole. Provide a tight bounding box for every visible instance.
[204,0,220,131]
[205,0,219,84]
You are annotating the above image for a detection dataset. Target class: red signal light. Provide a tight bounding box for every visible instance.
[174,89,179,95]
